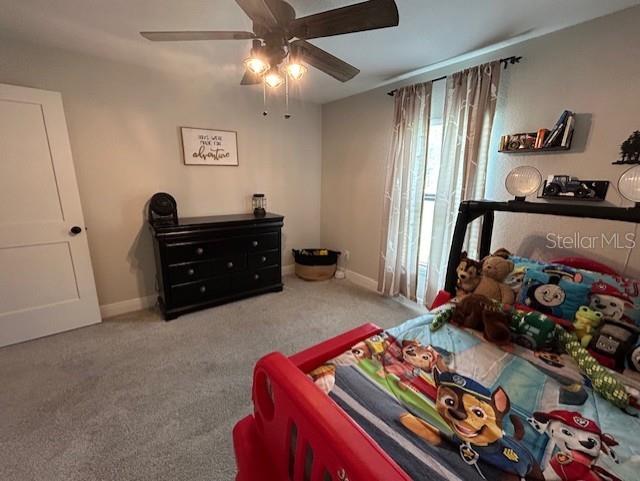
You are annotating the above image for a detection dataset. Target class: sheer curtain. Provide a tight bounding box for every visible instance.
[378,82,432,300]
[424,61,501,304]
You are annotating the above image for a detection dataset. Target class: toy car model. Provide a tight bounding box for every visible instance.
[543,175,596,198]
[588,319,640,371]
[507,132,536,150]
[510,310,557,350]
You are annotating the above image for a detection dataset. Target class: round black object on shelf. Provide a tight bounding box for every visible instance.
[149,192,178,225]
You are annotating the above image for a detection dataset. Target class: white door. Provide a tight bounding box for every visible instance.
[0,83,100,347]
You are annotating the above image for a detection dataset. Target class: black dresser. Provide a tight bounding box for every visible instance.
[149,213,284,320]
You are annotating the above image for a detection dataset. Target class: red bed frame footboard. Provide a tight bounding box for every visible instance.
[233,324,412,481]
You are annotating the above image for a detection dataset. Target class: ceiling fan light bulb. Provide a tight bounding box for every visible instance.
[264,69,284,88]
[286,63,307,80]
[244,57,269,75]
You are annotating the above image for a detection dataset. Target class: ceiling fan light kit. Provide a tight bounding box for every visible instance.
[264,68,284,88]
[285,62,307,81]
[141,0,399,115]
[244,56,270,75]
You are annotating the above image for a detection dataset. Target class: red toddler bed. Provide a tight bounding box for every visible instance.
[233,200,640,481]
[233,323,409,481]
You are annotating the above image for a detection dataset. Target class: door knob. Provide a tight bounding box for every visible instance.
[70,226,82,235]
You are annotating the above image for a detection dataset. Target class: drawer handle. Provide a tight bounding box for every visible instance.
[252,240,259,247]
[227,261,234,269]
[261,256,267,263]
[196,247,204,255]
[187,268,195,276]
[199,285,207,293]
[254,273,260,280]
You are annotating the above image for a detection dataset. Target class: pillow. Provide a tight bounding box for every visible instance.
[571,270,639,325]
[536,261,639,324]
[510,255,547,272]
[507,255,585,296]
[504,255,547,295]
[509,255,640,325]
[517,268,591,321]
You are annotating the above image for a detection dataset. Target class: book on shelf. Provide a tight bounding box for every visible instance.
[499,135,509,151]
[561,113,575,147]
[535,129,549,149]
[544,110,573,147]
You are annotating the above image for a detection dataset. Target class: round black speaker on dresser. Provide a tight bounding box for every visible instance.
[148,192,178,225]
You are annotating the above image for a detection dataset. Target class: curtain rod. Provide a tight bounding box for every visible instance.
[386,55,522,97]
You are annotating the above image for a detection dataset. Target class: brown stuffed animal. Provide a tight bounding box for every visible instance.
[451,294,512,345]
[474,249,516,305]
[455,252,482,299]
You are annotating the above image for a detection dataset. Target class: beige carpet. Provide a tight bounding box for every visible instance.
[0,275,423,481]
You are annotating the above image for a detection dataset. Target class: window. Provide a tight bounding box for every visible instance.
[418,120,443,266]
[416,80,446,301]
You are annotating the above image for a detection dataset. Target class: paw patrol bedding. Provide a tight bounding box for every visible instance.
[308,313,639,481]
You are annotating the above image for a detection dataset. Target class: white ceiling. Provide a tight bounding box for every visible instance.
[1,0,639,103]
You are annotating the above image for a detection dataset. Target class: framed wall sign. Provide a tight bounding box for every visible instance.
[180,127,239,166]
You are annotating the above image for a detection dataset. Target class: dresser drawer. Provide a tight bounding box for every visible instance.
[243,232,279,252]
[165,239,227,263]
[168,255,246,284]
[248,249,280,269]
[170,276,230,307]
[232,266,280,291]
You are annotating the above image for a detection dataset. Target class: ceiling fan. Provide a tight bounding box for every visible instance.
[141,0,399,88]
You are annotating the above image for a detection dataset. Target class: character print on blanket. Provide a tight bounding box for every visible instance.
[400,369,544,481]
[528,410,622,481]
[307,334,446,398]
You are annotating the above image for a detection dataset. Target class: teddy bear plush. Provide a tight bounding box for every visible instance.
[451,294,512,345]
[474,248,516,305]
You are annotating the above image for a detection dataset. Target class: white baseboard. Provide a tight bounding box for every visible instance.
[102,265,296,318]
[285,263,378,292]
[282,263,295,275]
[100,294,156,319]
[344,269,378,292]
[100,265,373,318]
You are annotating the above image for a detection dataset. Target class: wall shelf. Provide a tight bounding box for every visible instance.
[499,145,571,154]
[498,111,575,155]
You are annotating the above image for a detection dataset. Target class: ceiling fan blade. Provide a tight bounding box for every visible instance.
[235,0,279,27]
[141,31,255,41]
[240,70,263,85]
[290,40,359,82]
[290,0,399,40]
[264,0,296,25]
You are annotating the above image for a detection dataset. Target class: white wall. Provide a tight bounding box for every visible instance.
[321,6,640,284]
[0,36,322,309]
